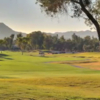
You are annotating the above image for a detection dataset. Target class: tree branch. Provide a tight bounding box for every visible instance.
[71,0,80,4]
[79,0,100,40]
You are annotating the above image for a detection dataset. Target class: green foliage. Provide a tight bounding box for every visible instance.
[27,31,45,49]
[37,0,93,16]
[0,31,100,52]
[37,0,97,20]
[0,39,5,52]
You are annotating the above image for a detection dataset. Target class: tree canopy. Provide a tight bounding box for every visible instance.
[37,0,100,40]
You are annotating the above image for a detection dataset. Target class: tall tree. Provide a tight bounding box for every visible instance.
[27,31,44,50]
[10,34,15,50]
[0,39,4,53]
[17,33,23,38]
[16,37,28,55]
[37,0,100,41]
[4,37,11,49]
[43,34,53,50]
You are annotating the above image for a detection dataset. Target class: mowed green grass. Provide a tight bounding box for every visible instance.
[0,51,100,100]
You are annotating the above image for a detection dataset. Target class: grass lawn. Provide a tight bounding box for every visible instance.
[0,51,100,100]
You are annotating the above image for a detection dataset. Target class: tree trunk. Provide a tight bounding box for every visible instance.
[96,25,100,41]
[80,0,100,41]
[21,50,23,55]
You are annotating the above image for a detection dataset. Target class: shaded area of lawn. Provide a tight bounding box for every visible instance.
[0,53,13,60]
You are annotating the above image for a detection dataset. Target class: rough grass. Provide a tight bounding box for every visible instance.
[0,75,100,100]
[0,51,100,100]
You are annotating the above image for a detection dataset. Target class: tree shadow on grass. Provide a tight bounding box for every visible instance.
[0,54,13,60]
[5,58,13,60]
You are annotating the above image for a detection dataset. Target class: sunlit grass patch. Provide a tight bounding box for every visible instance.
[0,75,100,99]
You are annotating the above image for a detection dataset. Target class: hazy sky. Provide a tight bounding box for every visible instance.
[0,0,91,33]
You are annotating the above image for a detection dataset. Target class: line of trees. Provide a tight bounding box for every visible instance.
[0,31,100,54]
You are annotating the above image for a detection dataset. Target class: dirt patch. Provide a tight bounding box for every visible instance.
[76,62,100,71]
[46,60,100,71]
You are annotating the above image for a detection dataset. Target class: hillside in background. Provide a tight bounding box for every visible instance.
[0,23,26,39]
[0,22,98,39]
[52,30,98,39]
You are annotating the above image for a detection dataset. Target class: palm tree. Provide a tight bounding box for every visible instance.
[10,34,15,50]
[16,37,29,55]
[0,39,5,53]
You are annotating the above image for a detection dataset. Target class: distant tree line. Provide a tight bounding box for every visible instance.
[0,31,100,53]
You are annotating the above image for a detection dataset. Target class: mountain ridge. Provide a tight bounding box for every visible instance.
[0,23,98,39]
[0,23,26,39]
[52,30,98,39]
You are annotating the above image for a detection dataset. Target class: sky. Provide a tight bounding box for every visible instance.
[0,0,91,33]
